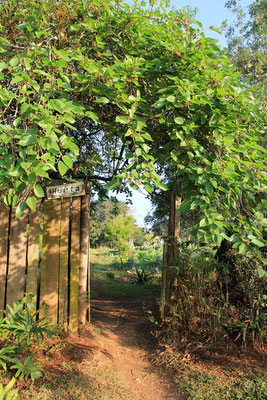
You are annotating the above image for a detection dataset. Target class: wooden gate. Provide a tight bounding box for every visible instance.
[0,189,90,333]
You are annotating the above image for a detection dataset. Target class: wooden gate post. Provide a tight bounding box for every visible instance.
[69,197,81,333]
[79,181,91,325]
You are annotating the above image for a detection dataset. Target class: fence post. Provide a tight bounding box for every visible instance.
[69,197,81,334]
[79,182,91,326]
[58,198,70,329]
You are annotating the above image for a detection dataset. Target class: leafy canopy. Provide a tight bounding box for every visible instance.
[0,0,265,260]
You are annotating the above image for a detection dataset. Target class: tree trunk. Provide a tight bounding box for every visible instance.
[161,188,181,319]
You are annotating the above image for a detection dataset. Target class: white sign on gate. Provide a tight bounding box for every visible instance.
[46,182,85,199]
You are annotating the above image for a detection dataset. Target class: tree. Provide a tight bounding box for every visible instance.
[224,0,267,99]
[106,214,137,263]
[0,0,265,264]
[90,197,139,247]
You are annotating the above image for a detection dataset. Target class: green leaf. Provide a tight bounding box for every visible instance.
[16,201,26,218]
[94,97,109,104]
[34,185,44,198]
[209,25,222,34]
[209,114,219,127]
[9,57,19,67]
[0,61,8,71]
[174,117,185,125]
[178,198,192,213]
[257,266,266,278]
[166,95,175,103]
[143,183,153,193]
[26,196,37,211]
[142,132,153,141]
[153,180,168,191]
[105,180,121,190]
[251,238,265,247]
[116,116,129,124]
[205,182,213,196]
[153,98,166,108]
[62,154,73,169]
[238,243,247,254]
[58,161,69,176]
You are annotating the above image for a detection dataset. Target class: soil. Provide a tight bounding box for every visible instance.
[88,294,183,400]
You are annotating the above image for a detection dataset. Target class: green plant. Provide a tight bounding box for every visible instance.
[3,294,58,347]
[0,345,17,372]
[0,294,59,382]
[10,356,43,382]
[0,378,18,400]
[135,268,154,285]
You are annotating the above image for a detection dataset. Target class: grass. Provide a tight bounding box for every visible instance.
[155,332,267,400]
[90,247,161,299]
[18,359,133,400]
[175,369,267,399]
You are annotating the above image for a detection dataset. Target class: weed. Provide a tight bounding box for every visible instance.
[0,294,58,383]
[106,271,115,279]
[0,378,18,400]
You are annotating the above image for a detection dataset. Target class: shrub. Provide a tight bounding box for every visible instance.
[0,294,58,382]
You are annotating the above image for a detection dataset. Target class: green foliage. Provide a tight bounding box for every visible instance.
[0,0,265,265]
[105,213,137,263]
[10,356,43,382]
[2,294,58,347]
[90,247,161,298]
[0,378,18,400]
[164,244,266,346]
[135,268,154,285]
[90,198,145,248]
[0,294,58,382]
[224,0,267,98]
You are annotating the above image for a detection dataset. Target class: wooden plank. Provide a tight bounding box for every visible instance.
[58,198,70,329]
[40,199,61,324]
[26,200,41,310]
[69,197,81,333]
[79,182,91,325]
[0,203,10,315]
[6,207,28,308]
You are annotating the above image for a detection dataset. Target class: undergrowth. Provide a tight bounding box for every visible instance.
[0,294,58,398]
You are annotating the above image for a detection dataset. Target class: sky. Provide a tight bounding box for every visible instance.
[117,0,252,227]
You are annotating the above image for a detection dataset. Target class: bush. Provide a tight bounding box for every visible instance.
[165,244,266,347]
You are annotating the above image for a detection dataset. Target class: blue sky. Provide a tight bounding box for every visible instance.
[117,0,252,227]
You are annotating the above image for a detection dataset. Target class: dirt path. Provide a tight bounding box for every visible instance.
[89,295,183,400]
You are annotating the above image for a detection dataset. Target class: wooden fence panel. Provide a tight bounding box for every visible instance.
[26,200,41,310]
[0,203,10,315]
[69,197,81,333]
[58,198,70,329]
[40,199,61,324]
[0,185,90,331]
[6,207,28,308]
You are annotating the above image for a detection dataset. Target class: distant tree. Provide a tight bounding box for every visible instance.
[224,0,267,99]
[105,214,137,263]
[90,198,131,248]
